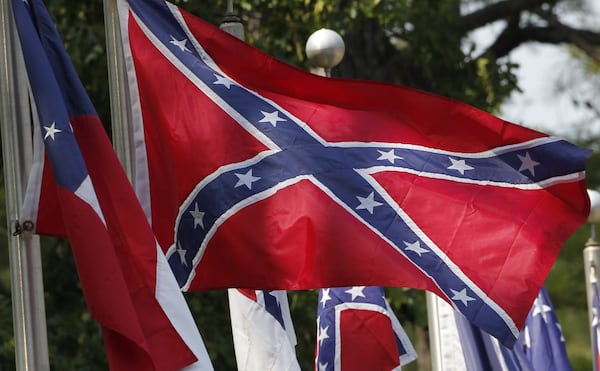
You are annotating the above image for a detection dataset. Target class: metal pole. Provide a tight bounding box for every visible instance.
[584,189,600,361]
[0,0,49,369]
[226,0,234,14]
[103,0,134,178]
[584,226,600,339]
[219,0,244,41]
[426,292,442,370]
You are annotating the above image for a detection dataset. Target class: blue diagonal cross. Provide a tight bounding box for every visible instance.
[130,0,588,345]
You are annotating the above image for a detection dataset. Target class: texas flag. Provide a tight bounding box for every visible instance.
[117,0,590,346]
[13,0,211,369]
[315,286,417,371]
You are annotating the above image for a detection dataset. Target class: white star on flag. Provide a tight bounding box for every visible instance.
[189,202,205,229]
[356,192,383,214]
[213,74,233,89]
[234,169,261,190]
[169,35,190,52]
[43,122,62,140]
[345,286,366,301]
[318,362,328,371]
[403,240,428,256]
[176,242,187,267]
[450,288,476,306]
[320,288,332,308]
[447,157,474,175]
[532,298,552,322]
[317,325,330,346]
[517,152,540,176]
[377,149,403,164]
[259,110,286,127]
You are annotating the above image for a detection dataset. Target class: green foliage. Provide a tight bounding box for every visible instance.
[184,291,237,369]
[46,0,110,125]
[0,294,15,369]
[579,137,600,189]
[42,238,108,370]
[288,290,319,370]
[179,0,518,112]
[556,306,593,370]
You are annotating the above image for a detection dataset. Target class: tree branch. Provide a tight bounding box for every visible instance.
[483,16,521,58]
[537,8,600,63]
[459,0,555,33]
[485,21,600,62]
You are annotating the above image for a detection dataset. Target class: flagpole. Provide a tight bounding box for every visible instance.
[103,0,134,177]
[584,189,600,342]
[219,0,244,41]
[304,25,441,370]
[0,1,49,369]
[426,292,443,370]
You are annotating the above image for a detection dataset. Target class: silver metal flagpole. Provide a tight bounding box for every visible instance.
[0,0,49,369]
[584,189,600,344]
[103,0,134,177]
[219,0,244,41]
[426,292,442,370]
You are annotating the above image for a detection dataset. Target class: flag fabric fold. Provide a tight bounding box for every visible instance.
[14,0,212,369]
[228,289,301,371]
[315,286,417,371]
[118,0,590,345]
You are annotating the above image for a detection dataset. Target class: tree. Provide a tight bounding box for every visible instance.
[207,0,600,113]
[1,0,599,370]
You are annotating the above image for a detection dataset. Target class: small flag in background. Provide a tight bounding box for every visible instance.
[228,289,301,371]
[315,286,417,371]
[118,0,590,346]
[591,275,600,371]
[14,0,211,369]
[439,286,571,371]
[452,310,529,371]
[513,287,572,370]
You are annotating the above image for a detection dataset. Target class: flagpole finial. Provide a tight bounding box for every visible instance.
[305,28,345,77]
[219,0,245,41]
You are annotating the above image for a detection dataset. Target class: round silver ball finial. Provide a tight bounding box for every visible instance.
[589,189,600,224]
[305,28,345,69]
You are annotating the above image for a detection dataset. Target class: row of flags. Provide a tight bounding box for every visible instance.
[8,0,593,369]
[436,287,573,371]
[117,0,589,347]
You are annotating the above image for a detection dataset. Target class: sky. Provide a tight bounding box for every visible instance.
[465,0,600,139]
[499,41,600,138]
